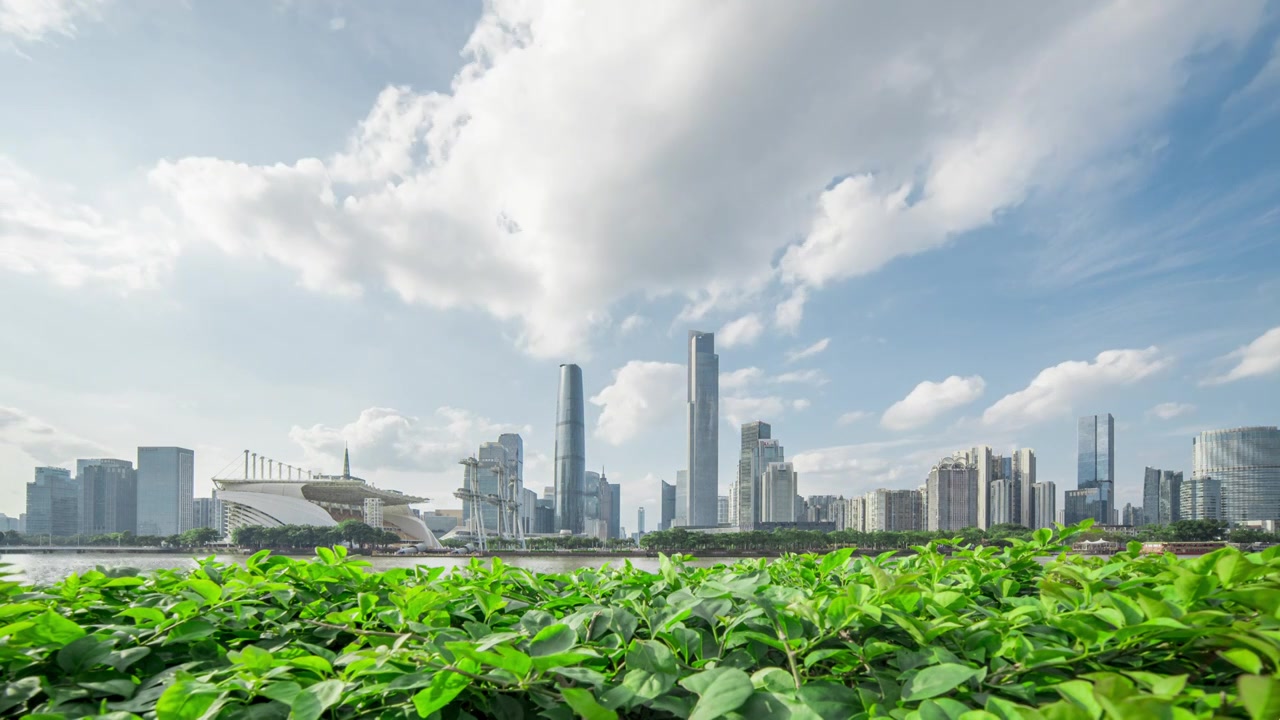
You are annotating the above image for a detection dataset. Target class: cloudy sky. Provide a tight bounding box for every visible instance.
[2,0,1279,528]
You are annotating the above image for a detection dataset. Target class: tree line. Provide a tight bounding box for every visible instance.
[230,520,401,551]
[0,527,221,548]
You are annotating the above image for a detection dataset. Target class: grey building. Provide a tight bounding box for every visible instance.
[1142,467,1182,526]
[969,445,995,530]
[1064,488,1101,527]
[660,479,676,531]
[637,506,645,535]
[1193,427,1280,524]
[533,499,555,534]
[553,364,586,534]
[927,456,977,531]
[1013,448,1036,527]
[604,477,621,540]
[761,463,797,523]
[1072,414,1115,525]
[1121,503,1143,527]
[685,330,719,527]
[1031,482,1056,530]
[735,421,771,531]
[844,495,867,532]
[192,496,223,534]
[26,467,79,537]
[136,447,195,536]
[866,488,922,532]
[1181,476,1222,521]
[989,478,1014,526]
[80,459,137,535]
[717,495,729,525]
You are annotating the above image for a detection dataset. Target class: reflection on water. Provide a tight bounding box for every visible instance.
[0,552,759,587]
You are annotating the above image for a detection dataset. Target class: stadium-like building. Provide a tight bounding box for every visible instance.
[214,449,441,548]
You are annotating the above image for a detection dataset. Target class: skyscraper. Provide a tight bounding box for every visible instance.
[26,467,79,537]
[1181,476,1222,521]
[136,447,194,536]
[637,506,645,535]
[1072,414,1114,524]
[192,496,223,533]
[735,421,771,530]
[660,479,676,531]
[717,496,729,525]
[1031,482,1056,530]
[498,433,524,519]
[969,445,995,530]
[1193,427,1280,524]
[927,455,977,531]
[1142,467,1182,526]
[1013,448,1036,526]
[554,364,586,533]
[80,459,137,535]
[607,477,621,540]
[761,462,797,523]
[583,470,603,538]
[686,330,719,527]
[469,442,508,533]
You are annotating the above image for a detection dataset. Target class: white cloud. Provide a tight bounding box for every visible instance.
[723,396,786,428]
[2,3,1265,356]
[837,410,872,426]
[717,313,765,349]
[1148,402,1195,420]
[720,367,763,391]
[589,361,685,445]
[983,347,1171,426]
[0,405,111,464]
[329,16,347,31]
[881,375,985,431]
[618,314,647,335]
[773,369,828,386]
[785,337,830,363]
[288,406,525,473]
[0,0,103,42]
[792,399,811,411]
[1202,326,1280,385]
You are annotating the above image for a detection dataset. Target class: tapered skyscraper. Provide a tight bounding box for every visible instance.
[1072,414,1114,524]
[554,364,586,533]
[686,331,719,527]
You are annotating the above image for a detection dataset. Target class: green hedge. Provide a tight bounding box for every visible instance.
[2,525,1279,719]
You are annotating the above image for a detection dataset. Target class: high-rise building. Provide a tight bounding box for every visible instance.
[735,421,771,531]
[989,478,1014,526]
[608,477,621,540]
[1013,448,1036,526]
[26,467,79,537]
[1142,467,1182,526]
[1031,482,1056,530]
[1181,476,1222,521]
[969,446,995,530]
[1193,427,1280,524]
[1121,503,1143,527]
[686,330,719,527]
[927,456,977,531]
[761,462,797,523]
[1072,414,1115,525]
[136,447,195,536]
[1064,488,1100,527]
[717,496,729,525]
[660,479,676,531]
[866,488,922,531]
[467,442,508,533]
[582,470,604,539]
[519,487,538,534]
[637,506,645,535]
[844,495,867,532]
[674,470,688,528]
[80,459,137,535]
[192,496,223,534]
[498,433,525,527]
[554,364,586,534]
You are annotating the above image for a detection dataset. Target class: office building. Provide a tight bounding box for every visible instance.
[0,513,21,532]
[607,477,621,540]
[533,499,555,534]
[761,462,797,523]
[866,488,923,531]
[1064,488,1101,527]
[192,496,223,534]
[1181,476,1222,521]
[927,456,977,531]
[582,470,603,539]
[80,459,137,535]
[989,478,1014,526]
[969,445,995,530]
[26,466,79,537]
[136,447,194,536]
[1142,468,1182,526]
[554,364,586,534]
[841,495,867,532]
[660,479,675,531]
[735,421,771,531]
[519,487,537,534]
[1013,448,1036,526]
[717,495,729,525]
[1031,482,1056,530]
[637,506,645,535]
[1193,427,1280,524]
[1071,414,1115,525]
[1121,503,1142,527]
[685,330,719,526]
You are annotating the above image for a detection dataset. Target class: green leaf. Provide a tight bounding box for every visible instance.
[529,623,576,656]
[165,618,217,644]
[156,681,220,720]
[1222,648,1264,674]
[79,679,138,698]
[447,642,532,677]
[561,687,618,720]
[412,667,472,718]
[917,698,971,720]
[108,647,151,672]
[290,680,345,720]
[19,609,86,647]
[0,677,41,715]
[901,663,981,702]
[1239,674,1280,720]
[1053,680,1103,719]
[680,667,755,720]
[119,607,167,625]
[57,636,112,673]
[261,681,303,705]
[184,578,222,603]
[622,639,680,700]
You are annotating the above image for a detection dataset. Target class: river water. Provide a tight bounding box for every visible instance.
[0,552,754,587]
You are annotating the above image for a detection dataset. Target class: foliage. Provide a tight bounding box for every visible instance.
[229,523,399,551]
[0,529,222,549]
[3,524,1280,719]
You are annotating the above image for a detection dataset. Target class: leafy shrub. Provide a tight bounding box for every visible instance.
[2,526,1279,719]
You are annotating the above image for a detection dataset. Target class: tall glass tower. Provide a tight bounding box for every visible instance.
[1075,414,1115,524]
[1193,427,1280,524]
[553,364,586,533]
[686,331,719,527]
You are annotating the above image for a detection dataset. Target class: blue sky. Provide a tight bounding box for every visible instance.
[2,1,1279,529]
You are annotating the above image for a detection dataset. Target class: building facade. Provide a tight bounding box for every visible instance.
[637,506,645,535]
[686,331,719,527]
[1193,427,1280,524]
[136,447,195,536]
[192,496,223,533]
[927,456,977,531]
[1073,414,1115,525]
[26,466,79,537]
[1181,476,1222,521]
[660,479,675,531]
[553,364,586,534]
[1031,482,1056,530]
[866,488,923,532]
[759,462,797,522]
[717,495,729,525]
[735,421,771,530]
[80,459,137,535]
[1013,448,1036,526]
[1142,467,1182,526]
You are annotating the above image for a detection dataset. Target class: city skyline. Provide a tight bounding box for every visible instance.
[2,2,1279,526]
